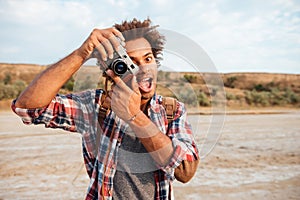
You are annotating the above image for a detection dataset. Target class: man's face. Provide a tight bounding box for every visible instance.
[125,38,158,101]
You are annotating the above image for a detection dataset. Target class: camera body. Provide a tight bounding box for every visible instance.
[97,44,139,79]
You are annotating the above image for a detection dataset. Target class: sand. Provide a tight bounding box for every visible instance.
[0,110,299,199]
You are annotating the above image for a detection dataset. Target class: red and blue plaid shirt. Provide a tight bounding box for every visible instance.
[12,89,199,200]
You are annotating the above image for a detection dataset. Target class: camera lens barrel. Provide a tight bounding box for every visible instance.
[111,59,128,76]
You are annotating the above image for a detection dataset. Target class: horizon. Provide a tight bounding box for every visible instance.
[1,62,299,75]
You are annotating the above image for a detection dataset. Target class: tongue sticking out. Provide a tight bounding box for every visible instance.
[138,78,153,93]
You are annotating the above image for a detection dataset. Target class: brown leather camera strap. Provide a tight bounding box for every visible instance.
[98,92,111,128]
[98,76,111,128]
[162,97,177,124]
[98,95,177,126]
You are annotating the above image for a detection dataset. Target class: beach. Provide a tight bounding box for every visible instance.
[0,110,299,199]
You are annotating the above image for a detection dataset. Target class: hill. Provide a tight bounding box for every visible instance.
[1,63,299,111]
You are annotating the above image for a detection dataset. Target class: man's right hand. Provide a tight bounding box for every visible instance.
[77,28,125,62]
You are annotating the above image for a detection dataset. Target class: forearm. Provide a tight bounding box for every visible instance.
[15,49,85,108]
[128,112,174,166]
[15,27,124,109]
[139,131,174,166]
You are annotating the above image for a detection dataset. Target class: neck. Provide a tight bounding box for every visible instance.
[140,98,150,112]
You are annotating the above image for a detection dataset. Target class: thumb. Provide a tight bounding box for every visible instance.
[119,74,139,94]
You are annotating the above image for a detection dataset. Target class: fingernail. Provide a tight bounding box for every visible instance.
[120,35,125,41]
[109,54,113,59]
[106,69,113,76]
[102,57,107,61]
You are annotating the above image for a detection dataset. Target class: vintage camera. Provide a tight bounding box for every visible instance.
[96,43,139,79]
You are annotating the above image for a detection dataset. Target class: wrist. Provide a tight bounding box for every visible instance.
[127,110,143,123]
[73,48,90,63]
[128,110,149,127]
[128,112,160,139]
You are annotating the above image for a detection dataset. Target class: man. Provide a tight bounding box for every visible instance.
[12,18,199,200]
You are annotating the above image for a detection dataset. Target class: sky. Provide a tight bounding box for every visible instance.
[0,0,299,74]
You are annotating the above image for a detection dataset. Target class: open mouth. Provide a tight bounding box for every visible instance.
[138,77,154,93]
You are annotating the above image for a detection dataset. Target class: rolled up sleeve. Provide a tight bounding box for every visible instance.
[11,89,102,134]
[160,101,199,180]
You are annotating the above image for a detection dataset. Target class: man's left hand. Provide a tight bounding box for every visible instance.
[106,70,142,122]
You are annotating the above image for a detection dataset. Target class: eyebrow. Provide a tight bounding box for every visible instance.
[129,52,153,60]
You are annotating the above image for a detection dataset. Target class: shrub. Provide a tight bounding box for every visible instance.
[183,74,197,83]
[4,73,12,85]
[177,89,198,107]
[13,80,26,97]
[245,90,270,106]
[226,93,236,100]
[254,84,269,92]
[165,71,171,80]
[157,71,171,81]
[62,77,75,91]
[197,91,211,106]
[283,88,299,104]
[73,75,98,91]
[244,87,300,107]
[269,88,285,105]
[0,83,17,100]
[0,80,27,100]
[157,70,163,81]
[224,76,237,88]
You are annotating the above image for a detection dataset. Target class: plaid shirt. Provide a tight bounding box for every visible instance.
[12,89,199,200]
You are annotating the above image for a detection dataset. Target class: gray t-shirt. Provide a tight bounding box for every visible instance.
[113,129,156,200]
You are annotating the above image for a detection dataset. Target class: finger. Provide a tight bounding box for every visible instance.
[90,31,107,60]
[122,74,134,86]
[99,38,114,60]
[112,28,125,42]
[83,33,101,59]
[108,35,122,52]
[106,69,124,87]
[106,70,133,97]
[95,43,107,61]
[120,74,139,93]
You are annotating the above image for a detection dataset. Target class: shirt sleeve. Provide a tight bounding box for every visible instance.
[161,101,199,180]
[11,89,102,134]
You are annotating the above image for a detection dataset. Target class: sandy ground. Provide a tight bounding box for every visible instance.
[174,111,300,200]
[0,110,299,200]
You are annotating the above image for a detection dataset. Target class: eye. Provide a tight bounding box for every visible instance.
[145,55,153,63]
[132,60,138,65]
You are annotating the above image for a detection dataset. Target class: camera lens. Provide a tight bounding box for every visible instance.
[112,59,128,75]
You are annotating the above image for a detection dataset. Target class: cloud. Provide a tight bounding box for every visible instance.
[170,0,300,73]
[0,0,97,63]
[0,0,299,73]
[1,1,93,26]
